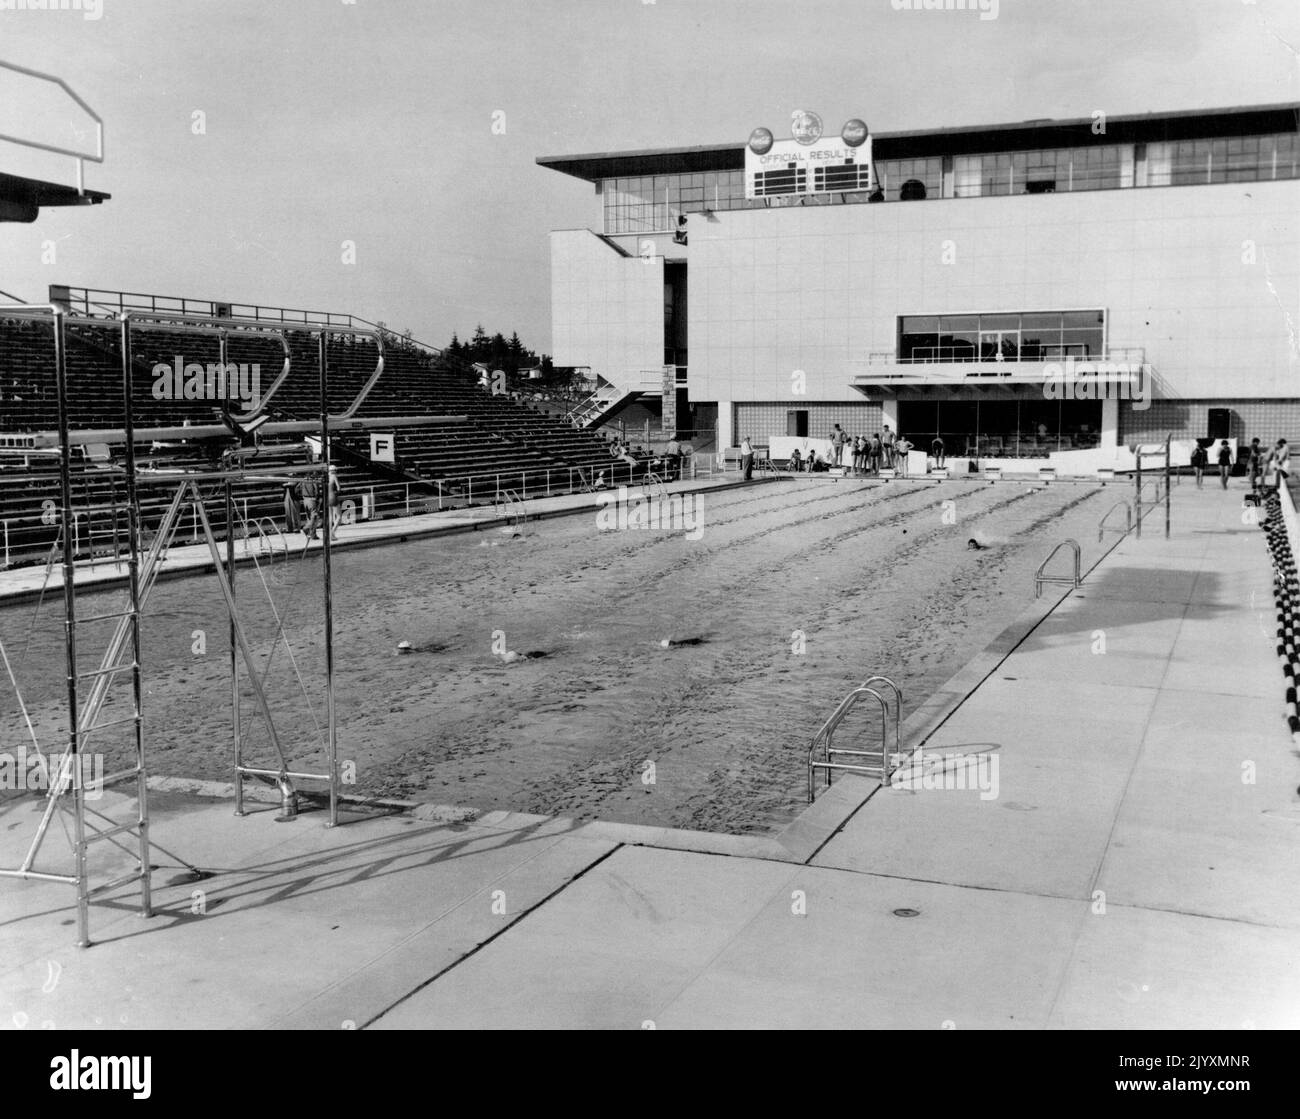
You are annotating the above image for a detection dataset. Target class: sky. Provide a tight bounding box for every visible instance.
[1,0,1297,355]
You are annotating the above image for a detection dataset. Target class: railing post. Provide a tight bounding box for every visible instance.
[405,483,410,517]
[1170,431,1180,540]
[1135,448,1143,539]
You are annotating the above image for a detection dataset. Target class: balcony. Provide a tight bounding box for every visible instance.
[851,346,1151,397]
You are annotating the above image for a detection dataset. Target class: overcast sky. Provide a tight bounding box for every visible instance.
[1,0,1297,354]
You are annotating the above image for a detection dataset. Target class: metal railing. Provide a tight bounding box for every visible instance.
[807,674,903,801]
[865,345,1146,367]
[0,61,104,196]
[1134,435,1172,540]
[1034,539,1082,598]
[1097,500,1133,543]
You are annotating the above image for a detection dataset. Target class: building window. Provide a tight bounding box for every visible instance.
[898,399,1102,458]
[876,157,943,202]
[898,310,1104,363]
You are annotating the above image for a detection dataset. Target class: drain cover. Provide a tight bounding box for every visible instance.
[892,908,920,918]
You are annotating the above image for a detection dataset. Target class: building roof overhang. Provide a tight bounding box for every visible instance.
[538,103,1300,183]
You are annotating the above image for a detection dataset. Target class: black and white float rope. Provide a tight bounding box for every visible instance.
[1259,489,1300,741]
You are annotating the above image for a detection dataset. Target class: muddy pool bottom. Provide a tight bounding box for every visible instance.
[0,478,1121,835]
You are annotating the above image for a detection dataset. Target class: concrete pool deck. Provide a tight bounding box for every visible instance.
[2,480,1297,1029]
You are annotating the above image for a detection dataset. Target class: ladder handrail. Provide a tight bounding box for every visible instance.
[1097,500,1133,542]
[1034,538,1081,598]
[861,674,902,759]
[493,487,527,526]
[807,684,894,801]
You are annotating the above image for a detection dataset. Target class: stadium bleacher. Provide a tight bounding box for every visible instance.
[0,294,651,568]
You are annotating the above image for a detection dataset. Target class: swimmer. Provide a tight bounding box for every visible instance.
[967,538,986,550]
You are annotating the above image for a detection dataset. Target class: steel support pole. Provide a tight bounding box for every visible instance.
[52,312,90,947]
[1170,434,1180,538]
[319,332,339,827]
[1135,449,1143,540]
[120,316,152,918]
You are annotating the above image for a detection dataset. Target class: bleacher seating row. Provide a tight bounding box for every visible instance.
[0,311,649,567]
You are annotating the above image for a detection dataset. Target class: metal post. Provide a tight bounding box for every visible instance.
[1170,434,1180,538]
[1135,447,1143,540]
[318,332,339,827]
[120,316,152,919]
[227,468,242,816]
[53,311,90,947]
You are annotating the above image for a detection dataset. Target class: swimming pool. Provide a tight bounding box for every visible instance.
[0,478,1121,834]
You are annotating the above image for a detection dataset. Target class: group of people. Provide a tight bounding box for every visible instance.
[1189,437,1290,492]
[283,458,343,540]
[786,424,917,477]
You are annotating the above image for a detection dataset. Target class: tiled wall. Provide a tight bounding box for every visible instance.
[734,401,885,443]
[1121,398,1300,444]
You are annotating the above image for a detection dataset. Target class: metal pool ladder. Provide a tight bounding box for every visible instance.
[807,675,902,801]
[1034,538,1081,598]
[1097,501,1132,543]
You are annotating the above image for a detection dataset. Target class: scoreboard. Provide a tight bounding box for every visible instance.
[745,113,873,200]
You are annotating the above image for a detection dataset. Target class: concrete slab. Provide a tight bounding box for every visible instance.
[1049,903,1300,1029]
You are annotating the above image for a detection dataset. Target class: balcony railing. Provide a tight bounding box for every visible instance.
[858,346,1147,381]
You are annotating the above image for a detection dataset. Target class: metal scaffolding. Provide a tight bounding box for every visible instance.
[0,304,355,946]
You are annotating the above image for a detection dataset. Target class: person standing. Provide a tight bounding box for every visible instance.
[1248,437,1264,492]
[882,424,896,469]
[869,432,883,475]
[297,470,321,539]
[1190,441,1207,488]
[831,424,846,467]
[895,433,912,477]
[327,464,343,533]
[1269,438,1290,491]
[1216,439,1233,489]
[741,435,755,481]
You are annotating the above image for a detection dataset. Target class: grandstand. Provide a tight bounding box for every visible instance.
[0,286,654,569]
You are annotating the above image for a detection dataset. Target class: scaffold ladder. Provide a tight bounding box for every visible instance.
[0,481,192,946]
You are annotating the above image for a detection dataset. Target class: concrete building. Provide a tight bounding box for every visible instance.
[539,103,1299,472]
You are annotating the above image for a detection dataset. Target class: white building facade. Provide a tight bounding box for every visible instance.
[539,104,1299,470]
